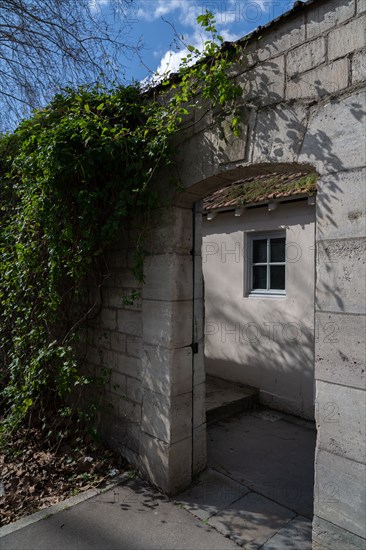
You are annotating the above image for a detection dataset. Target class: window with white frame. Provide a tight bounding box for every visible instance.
[247,231,286,296]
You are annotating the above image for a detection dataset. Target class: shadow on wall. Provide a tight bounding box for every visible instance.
[201,282,316,419]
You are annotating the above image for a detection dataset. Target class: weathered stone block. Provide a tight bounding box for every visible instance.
[315,381,366,463]
[126,336,142,358]
[143,254,193,301]
[286,59,348,100]
[141,389,192,443]
[316,237,366,314]
[328,15,366,60]
[314,449,366,539]
[126,376,143,404]
[208,115,248,164]
[257,14,306,61]
[119,398,142,424]
[193,382,206,428]
[299,91,366,174]
[102,349,141,379]
[144,207,193,255]
[105,417,141,455]
[192,423,207,476]
[286,37,326,76]
[117,309,142,336]
[193,348,206,387]
[142,344,192,397]
[252,104,308,164]
[358,0,366,13]
[315,312,366,390]
[94,330,110,351]
[352,48,366,83]
[316,169,366,240]
[142,300,192,348]
[139,432,192,495]
[109,370,127,395]
[313,515,366,550]
[110,331,127,353]
[237,56,285,106]
[306,0,355,39]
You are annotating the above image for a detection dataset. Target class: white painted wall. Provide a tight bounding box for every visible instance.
[202,200,316,419]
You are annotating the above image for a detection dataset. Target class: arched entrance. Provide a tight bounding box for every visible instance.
[139,162,317,494]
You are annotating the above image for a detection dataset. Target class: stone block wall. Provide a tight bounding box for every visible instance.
[173,0,366,544]
[78,1,366,546]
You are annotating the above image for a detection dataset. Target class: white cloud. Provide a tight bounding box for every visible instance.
[137,0,201,27]
[89,0,110,12]
[220,28,242,43]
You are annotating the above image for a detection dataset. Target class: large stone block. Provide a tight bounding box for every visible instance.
[142,299,193,348]
[102,349,141,379]
[144,207,193,254]
[109,370,127,395]
[126,376,143,405]
[141,389,192,444]
[101,416,141,455]
[110,331,127,353]
[286,37,326,76]
[143,254,192,301]
[286,59,348,100]
[192,423,207,476]
[139,432,192,495]
[193,382,206,428]
[257,13,306,61]
[117,309,142,337]
[299,91,366,175]
[314,449,366,539]
[352,48,366,84]
[315,312,366,390]
[237,56,285,106]
[328,15,366,61]
[142,344,192,396]
[119,398,142,424]
[313,515,366,550]
[316,237,366,314]
[316,169,366,240]
[252,103,308,164]
[306,0,355,39]
[315,380,366,463]
[358,0,366,13]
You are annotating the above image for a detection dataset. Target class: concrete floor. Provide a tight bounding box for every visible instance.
[1,406,316,550]
[178,407,317,549]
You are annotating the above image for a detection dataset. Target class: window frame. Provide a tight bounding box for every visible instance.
[246,231,286,297]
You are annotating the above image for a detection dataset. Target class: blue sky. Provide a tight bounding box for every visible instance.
[98,0,296,83]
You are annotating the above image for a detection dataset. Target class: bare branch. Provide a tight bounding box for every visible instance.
[0,0,140,130]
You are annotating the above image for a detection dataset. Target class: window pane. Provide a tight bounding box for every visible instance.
[270,265,285,290]
[270,237,286,262]
[253,266,267,289]
[253,239,267,263]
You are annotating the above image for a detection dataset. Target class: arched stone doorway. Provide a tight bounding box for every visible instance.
[140,162,317,494]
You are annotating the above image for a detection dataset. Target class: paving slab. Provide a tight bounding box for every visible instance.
[207,408,316,518]
[0,478,239,550]
[261,515,312,549]
[208,491,295,549]
[175,468,249,521]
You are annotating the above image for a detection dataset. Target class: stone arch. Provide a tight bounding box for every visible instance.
[140,160,318,494]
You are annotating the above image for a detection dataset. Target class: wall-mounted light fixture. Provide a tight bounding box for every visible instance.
[235,207,246,217]
[308,196,316,206]
[207,211,217,221]
[268,202,279,212]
